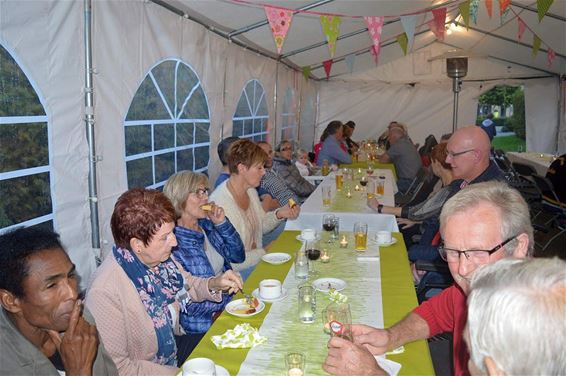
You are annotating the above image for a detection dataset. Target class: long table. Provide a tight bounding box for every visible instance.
[506,152,553,176]
[185,231,434,375]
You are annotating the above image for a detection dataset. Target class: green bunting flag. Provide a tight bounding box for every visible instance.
[532,35,541,57]
[397,33,408,55]
[537,0,554,21]
[302,66,311,81]
[459,0,471,29]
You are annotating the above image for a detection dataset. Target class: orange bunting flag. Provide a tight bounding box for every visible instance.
[485,0,493,18]
[264,6,294,54]
[323,59,333,79]
[499,0,511,16]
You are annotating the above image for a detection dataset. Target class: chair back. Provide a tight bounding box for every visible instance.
[512,162,536,177]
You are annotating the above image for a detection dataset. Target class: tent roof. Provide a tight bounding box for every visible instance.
[158,0,565,80]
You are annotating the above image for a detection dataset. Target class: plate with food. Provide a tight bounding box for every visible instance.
[262,252,292,265]
[225,297,265,318]
[312,278,347,293]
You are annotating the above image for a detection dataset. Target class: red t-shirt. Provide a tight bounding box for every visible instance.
[413,285,470,376]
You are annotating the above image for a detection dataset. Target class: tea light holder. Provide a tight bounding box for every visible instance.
[339,235,348,248]
[354,184,360,191]
[357,168,362,174]
[321,249,330,263]
[346,190,352,198]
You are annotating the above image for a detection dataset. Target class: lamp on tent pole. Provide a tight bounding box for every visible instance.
[446,56,468,132]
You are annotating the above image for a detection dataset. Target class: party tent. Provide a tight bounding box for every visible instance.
[1,0,565,283]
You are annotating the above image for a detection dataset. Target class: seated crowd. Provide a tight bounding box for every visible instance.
[1,119,564,376]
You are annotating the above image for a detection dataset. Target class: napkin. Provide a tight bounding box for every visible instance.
[211,323,267,349]
[328,289,348,303]
[375,356,402,376]
[357,248,380,261]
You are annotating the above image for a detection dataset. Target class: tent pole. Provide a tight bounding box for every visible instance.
[273,62,279,144]
[84,0,101,258]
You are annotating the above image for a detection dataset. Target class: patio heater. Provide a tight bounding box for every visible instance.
[446,56,468,132]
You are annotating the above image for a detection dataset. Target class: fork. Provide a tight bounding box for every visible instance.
[241,288,253,306]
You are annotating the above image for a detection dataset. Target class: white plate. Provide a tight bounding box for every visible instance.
[376,238,397,247]
[225,298,265,318]
[296,234,321,242]
[252,287,288,303]
[261,252,292,265]
[216,365,230,376]
[312,278,347,293]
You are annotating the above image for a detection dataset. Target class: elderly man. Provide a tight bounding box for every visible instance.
[0,227,118,375]
[379,126,422,193]
[446,125,502,184]
[465,257,566,376]
[324,181,533,376]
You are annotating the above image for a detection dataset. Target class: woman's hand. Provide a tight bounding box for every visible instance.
[367,197,380,211]
[209,270,243,295]
[206,201,225,225]
[397,218,419,229]
[276,202,300,220]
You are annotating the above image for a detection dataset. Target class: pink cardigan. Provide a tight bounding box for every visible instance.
[85,254,220,376]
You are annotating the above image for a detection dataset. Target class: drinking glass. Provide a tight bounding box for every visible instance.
[294,248,309,280]
[321,185,332,207]
[325,303,353,341]
[331,216,340,240]
[354,222,368,251]
[286,352,306,376]
[298,284,316,323]
[335,169,344,191]
[305,239,321,276]
[375,180,384,196]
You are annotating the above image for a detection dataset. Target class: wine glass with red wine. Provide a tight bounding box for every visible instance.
[305,240,321,276]
[322,214,336,243]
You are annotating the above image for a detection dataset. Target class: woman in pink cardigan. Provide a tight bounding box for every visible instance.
[86,189,242,375]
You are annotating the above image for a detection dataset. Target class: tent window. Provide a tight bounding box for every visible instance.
[0,45,54,234]
[280,87,297,142]
[124,59,210,189]
[233,79,269,141]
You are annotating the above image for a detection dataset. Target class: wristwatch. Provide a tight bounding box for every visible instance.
[377,204,383,214]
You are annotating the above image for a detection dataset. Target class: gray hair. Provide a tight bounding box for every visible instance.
[467,257,566,375]
[440,181,534,256]
[163,170,208,218]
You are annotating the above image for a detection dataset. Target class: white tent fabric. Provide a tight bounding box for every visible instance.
[524,77,561,153]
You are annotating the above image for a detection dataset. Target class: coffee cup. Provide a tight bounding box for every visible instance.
[300,228,316,241]
[182,357,217,375]
[259,279,282,299]
[376,231,392,244]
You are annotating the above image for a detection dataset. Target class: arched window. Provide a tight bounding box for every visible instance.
[0,45,53,233]
[280,87,297,142]
[232,79,269,141]
[124,59,210,189]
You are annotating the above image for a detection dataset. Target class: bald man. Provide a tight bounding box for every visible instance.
[445,125,504,184]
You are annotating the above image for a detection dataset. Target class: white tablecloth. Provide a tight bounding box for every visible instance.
[506,152,553,176]
[287,170,399,233]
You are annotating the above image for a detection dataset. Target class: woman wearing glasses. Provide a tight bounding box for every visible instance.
[164,171,245,336]
[273,140,315,202]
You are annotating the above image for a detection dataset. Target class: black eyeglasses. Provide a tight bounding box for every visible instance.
[280,147,292,151]
[447,149,475,158]
[190,188,210,198]
[438,236,517,263]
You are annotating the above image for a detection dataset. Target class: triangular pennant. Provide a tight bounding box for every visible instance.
[302,66,311,81]
[428,19,444,41]
[537,0,554,22]
[397,33,408,55]
[499,0,511,16]
[459,1,471,29]
[345,54,356,73]
[363,16,385,65]
[532,35,541,57]
[369,45,380,65]
[400,15,417,48]
[264,6,294,54]
[485,0,493,18]
[429,8,447,41]
[470,0,480,24]
[323,59,333,79]
[500,5,511,24]
[518,17,526,41]
[320,16,342,58]
[547,48,556,67]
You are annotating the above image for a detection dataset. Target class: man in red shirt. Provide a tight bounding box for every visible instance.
[324,181,533,376]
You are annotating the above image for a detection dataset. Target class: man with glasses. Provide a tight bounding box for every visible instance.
[324,182,533,376]
[446,125,503,185]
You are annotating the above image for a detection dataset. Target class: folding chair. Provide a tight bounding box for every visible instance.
[530,174,566,252]
[395,167,429,206]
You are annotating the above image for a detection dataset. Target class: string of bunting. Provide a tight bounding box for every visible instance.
[228,0,558,78]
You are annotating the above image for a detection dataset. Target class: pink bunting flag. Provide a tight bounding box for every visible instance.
[485,0,493,18]
[547,48,556,67]
[364,16,385,64]
[323,59,333,79]
[428,8,447,41]
[499,0,511,16]
[264,6,293,54]
[518,17,526,41]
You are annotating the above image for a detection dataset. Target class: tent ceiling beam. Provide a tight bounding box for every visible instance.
[510,1,566,22]
[228,0,335,38]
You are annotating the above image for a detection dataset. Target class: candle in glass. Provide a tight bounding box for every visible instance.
[339,235,348,248]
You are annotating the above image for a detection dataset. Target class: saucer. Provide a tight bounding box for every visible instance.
[312,278,347,293]
[261,253,291,265]
[376,238,397,247]
[252,287,288,303]
[225,298,265,318]
[296,234,320,242]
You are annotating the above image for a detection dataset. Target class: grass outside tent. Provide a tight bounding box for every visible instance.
[492,135,526,152]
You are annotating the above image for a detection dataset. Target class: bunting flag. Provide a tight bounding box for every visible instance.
[428,8,446,41]
[264,6,294,54]
[363,16,385,64]
[547,48,556,67]
[518,17,526,41]
[485,0,493,18]
[322,59,333,79]
[302,66,311,81]
[532,35,541,57]
[320,15,341,58]
[397,33,409,55]
[400,15,417,48]
[369,45,380,65]
[537,0,554,21]
[500,6,511,24]
[345,54,356,73]
[499,0,511,16]
[470,0,480,24]
[459,0,471,29]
